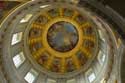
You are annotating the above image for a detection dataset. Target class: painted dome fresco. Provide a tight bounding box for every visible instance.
[27,5,98,75]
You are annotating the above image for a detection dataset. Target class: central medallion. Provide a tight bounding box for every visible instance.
[47,21,79,52]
